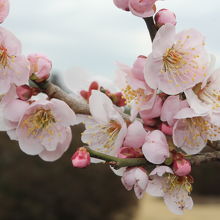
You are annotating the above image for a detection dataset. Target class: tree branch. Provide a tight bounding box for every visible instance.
[86,147,220,169]
[143,17,158,42]
[37,81,90,115]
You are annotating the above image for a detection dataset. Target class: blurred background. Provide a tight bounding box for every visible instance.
[1,0,220,219]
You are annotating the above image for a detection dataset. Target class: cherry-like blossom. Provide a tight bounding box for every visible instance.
[16,99,76,161]
[142,130,170,164]
[121,167,148,199]
[146,166,193,215]
[81,90,127,156]
[116,56,156,120]
[173,107,220,154]
[0,27,30,94]
[144,24,209,95]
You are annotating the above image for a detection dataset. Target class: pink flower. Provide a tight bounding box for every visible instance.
[0,27,30,94]
[121,167,148,199]
[185,68,220,115]
[16,85,33,101]
[123,120,147,148]
[116,58,156,120]
[81,90,127,156]
[173,158,191,177]
[0,0,9,23]
[173,107,220,154]
[142,130,170,164]
[160,95,188,126]
[146,166,193,215]
[155,9,176,28]
[129,0,157,18]
[139,95,163,125]
[113,0,129,11]
[28,53,52,83]
[16,99,76,161]
[0,85,29,140]
[144,24,209,95]
[72,147,91,168]
[160,123,173,135]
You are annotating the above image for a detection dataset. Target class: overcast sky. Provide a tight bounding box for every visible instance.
[3,0,220,88]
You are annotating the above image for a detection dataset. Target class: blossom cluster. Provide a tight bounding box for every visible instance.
[0,1,77,161]
[0,0,219,216]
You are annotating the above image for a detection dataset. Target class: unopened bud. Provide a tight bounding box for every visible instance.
[16,85,32,101]
[155,9,176,28]
[173,158,191,176]
[28,53,52,83]
[89,81,99,91]
[71,147,91,168]
[113,0,129,11]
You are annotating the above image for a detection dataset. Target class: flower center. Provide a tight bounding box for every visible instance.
[122,85,148,105]
[163,47,185,72]
[22,108,56,136]
[0,45,15,70]
[165,174,193,194]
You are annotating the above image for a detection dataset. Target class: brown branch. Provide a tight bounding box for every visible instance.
[143,16,158,42]
[187,151,220,166]
[37,81,90,115]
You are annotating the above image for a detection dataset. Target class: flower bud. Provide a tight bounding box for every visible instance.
[28,53,52,83]
[113,0,129,11]
[89,81,99,91]
[161,123,173,136]
[16,85,33,101]
[80,90,89,100]
[71,147,91,168]
[154,9,176,28]
[173,158,191,176]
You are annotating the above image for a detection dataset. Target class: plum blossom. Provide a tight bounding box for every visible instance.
[28,53,52,83]
[185,68,220,116]
[121,167,148,199]
[161,95,188,126]
[16,99,76,161]
[144,24,209,95]
[81,90,127,156]
[116,56,156,120]
[173,107,220,154]
[0,0,9,23]
[146,166,193,215]
[142,130,170,164]
[0,85,29,140]
[123,120,146,148]
[0,27,30,94]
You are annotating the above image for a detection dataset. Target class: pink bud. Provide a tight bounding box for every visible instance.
[28,53,52,83]
[71,147,91,168]
[132,55,147,81]
[173,159,191,176]
[154,9,176,28]
[129,0,156,18]
[16,85,33,101]
[161,123,173,136]
[80,90,89,100]
[113,0,129,11]
[89,81,99,91]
